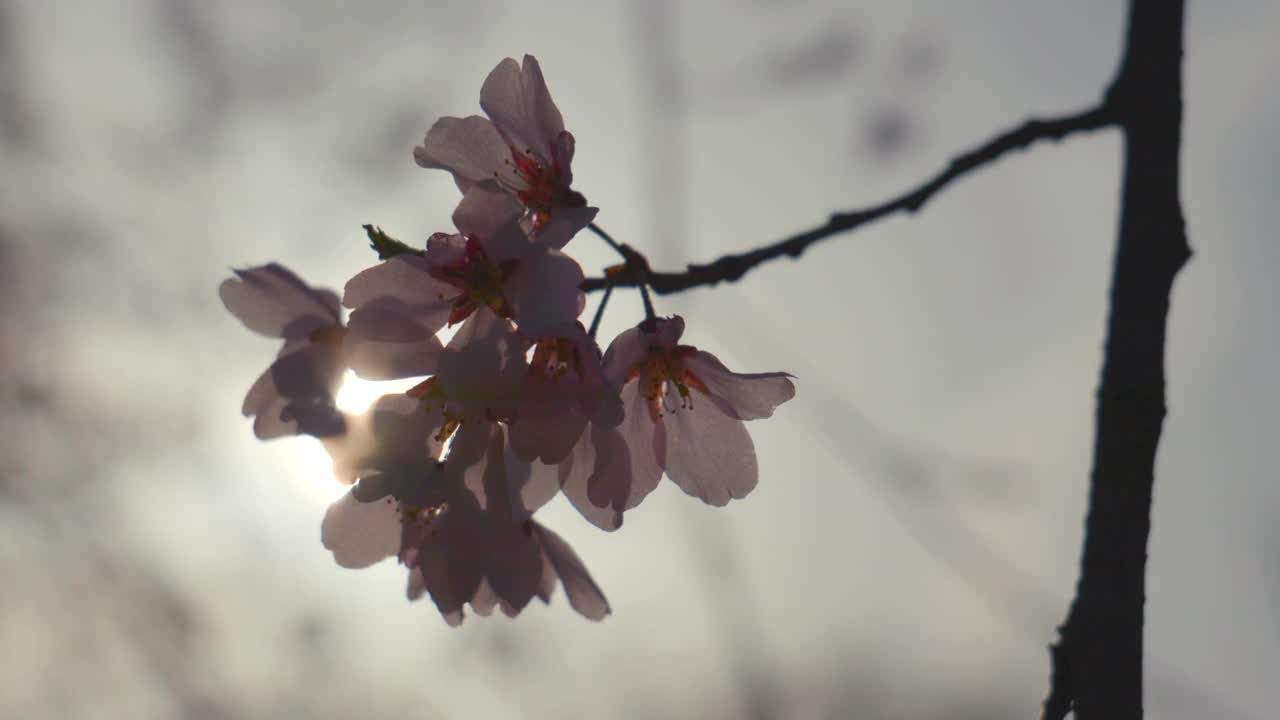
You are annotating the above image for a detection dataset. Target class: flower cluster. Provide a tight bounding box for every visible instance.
[220,56,795,625]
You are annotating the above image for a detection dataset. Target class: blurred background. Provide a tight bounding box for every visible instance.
[1,0,1276,718]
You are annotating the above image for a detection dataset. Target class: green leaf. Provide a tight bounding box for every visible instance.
[364,224,422,260]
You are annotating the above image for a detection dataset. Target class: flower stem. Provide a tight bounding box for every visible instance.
[587,222,625,258]
[588,283,613,340]
[586,222,656,323]
[638,281,656,322]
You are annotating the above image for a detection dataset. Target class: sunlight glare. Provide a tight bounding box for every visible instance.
[335,372,388,413]
[292,435,348,500]
[292,371,421,499]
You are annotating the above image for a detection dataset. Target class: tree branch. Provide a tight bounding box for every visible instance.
[582,103,1117,294]
[1043,1,1188,717]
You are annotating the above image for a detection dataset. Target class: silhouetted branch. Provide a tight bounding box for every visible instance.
[1043,1,1188,718]
[582,102,1116,294]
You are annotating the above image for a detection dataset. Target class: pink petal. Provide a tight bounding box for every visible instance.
[407,568,427,601]
[560,425,652,531]
[269,341,342,401]
[661,390,759,506]
[559,429,619,531]
[481,216,534,265]
[347,297,451,343]
[344,298,447,380]
[601,327,647,386]
[455,420,555,520]
[585,387,625,430]
[653,315,686,348]
[505,248,585,336]
[590,424,658,513]
[617,383,664,496]
[602,316,685,385]
[345,334,442,381]
[533,206,597,250]
[321,490,402,569]
[552,130,576,185]
[415,538,473,627]
[242,363,282,417]
[435,309,527,420]
[534,524,610,621]
[521,55,567,148]
[483,523,544,615]
[342,254,443,309]
[479,56,565,161]
[251,397,296,439]
[365,394,451,470]
[220,263,339,339]
[455,423,538,523]
[413,115,511,188]
[686,351,796,420]
[452,187,524,240]
[508,400,588,464]
[507,449,561,519]
[469,579,499,617]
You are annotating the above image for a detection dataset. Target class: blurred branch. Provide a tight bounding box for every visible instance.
[582,103,1116,294]
[0,0,34,151]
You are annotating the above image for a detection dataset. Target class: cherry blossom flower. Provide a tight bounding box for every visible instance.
[508,322,623,464]
[404,308,541,512]
[501,322,645,531]
[408,307,528,428]
[414,55,594,234]
[342,205,590,381]
[219,263,346,439]
[554,424,638,531]
[321,395,608,624]
[603,316,796,507]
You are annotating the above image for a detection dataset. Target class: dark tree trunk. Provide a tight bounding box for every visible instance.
[1045,1,1188,718]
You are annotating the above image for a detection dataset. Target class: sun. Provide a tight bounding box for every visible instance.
[292,371,420,498]
[334,372,393,414]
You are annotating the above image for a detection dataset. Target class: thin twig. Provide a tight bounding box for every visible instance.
[587,222,654,320]
[637,281,656,321]
[587,283,613,340]
[581,103,1116,295]
[587,222,626,258]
